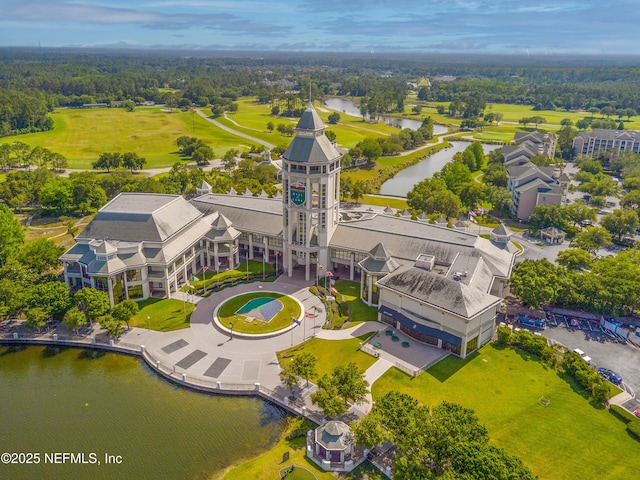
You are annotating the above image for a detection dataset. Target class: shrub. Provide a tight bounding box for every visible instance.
[497,325,512,345]
[610,405,637,424]
[309,285,319,296]
[627,420,640,441]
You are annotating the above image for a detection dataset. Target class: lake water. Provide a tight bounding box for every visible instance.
[0,346,287,480]
[380,142,500,197]
[324,97,448,135]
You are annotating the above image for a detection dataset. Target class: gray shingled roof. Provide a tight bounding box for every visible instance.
[491,223,512,236]
[315,421,352,451]
[377,266,502,318]
[197,180,211,190]
[283,134,341,164]
[296,106,325,131]
[359,242,400,274]
[78,193,203,243]
[191,194,284,236]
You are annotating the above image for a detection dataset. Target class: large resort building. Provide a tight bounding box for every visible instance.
[60,105,516,359]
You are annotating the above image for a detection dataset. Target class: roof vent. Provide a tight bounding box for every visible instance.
[415,253,435,271]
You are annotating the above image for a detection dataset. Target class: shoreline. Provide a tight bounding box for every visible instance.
[0,335,324,425]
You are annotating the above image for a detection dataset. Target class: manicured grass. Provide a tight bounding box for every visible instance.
[191,260,273,291]
[333,280,378,323]
[277,334,377,380]
[360,195,408,209]
[0,107,249,169]
[217,292,301,334]
[130,298,194,332]
[221,98,401,150]
[221,417,333,480]
[372,343,640,480]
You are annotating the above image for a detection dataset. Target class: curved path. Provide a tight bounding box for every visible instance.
[195,109,275,150]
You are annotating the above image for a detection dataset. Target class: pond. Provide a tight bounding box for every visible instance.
[324,97,448,135]
[0,345,287,480]
[380,141,500,197]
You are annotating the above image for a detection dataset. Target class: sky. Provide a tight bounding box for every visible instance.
[1,0,639,55]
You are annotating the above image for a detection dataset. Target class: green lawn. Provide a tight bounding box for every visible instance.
[372,344,640,480]
[333,280,378,323]
[220,415,384,480]
[130,298,194,332]
[360,195,408,210]
[217,292,301,334]
[277,334,377,380]
[219,97,402,150]
[221,417,333,480]
[191,260,274,292]
[0,107,249,169]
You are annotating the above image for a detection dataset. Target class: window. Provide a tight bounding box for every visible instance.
[127,285,143,299]
[268,237,283,247]
[298,212,307,245]
[466,336,479,354]
[94,277,109,292]
[126,269,141,282]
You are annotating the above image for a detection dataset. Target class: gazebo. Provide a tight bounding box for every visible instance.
[307,420,364,472]
[540,226,566,244]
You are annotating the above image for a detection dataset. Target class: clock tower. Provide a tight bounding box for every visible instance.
[281,105,341,281]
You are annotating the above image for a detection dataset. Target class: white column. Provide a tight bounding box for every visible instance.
[248,235,254,259]
[305,254,310,281]
[349,253,354,281]
[107,278,115,306]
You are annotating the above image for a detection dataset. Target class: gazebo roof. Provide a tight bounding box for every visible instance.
[315,421,353,451]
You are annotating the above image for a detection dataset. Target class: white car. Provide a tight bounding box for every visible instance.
[573,348,591,363]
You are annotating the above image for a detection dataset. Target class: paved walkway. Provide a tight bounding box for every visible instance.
[2,271,436,420]
[119,272,412,417]
[195,109,275,150]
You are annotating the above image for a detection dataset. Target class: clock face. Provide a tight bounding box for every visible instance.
[290,182,306,206]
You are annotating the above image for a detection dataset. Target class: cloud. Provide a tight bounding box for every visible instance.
[426,40,487,51]
[143,22,191,31]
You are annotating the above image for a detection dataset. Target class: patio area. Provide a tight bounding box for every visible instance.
[362,327,450,376]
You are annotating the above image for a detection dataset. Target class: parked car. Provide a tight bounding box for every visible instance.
[598,368,623,385]
[573,348,591,363]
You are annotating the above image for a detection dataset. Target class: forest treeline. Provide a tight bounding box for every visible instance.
[2,48,640,137]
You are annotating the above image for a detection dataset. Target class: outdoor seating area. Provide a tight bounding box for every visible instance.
[364,327,449,376]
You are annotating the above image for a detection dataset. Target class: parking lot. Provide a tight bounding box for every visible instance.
[540,322,640,401]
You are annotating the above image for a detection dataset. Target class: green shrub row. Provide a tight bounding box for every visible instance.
[609,404,636,424]
[609,404,640,442]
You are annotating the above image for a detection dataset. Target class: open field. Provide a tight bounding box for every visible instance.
[130,298,195,331]
[372,343,640,480]
[218,97,404,150]
[277,333,377,380]
[0,107,249,169]
[360,195,408,209]
[415,101,640,138]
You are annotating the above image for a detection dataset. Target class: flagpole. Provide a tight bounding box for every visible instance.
[246,251,249,281]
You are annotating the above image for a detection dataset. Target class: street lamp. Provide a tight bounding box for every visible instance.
[147,316,150,331]
[229,321,234,340]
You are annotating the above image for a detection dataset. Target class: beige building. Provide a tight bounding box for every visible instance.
[573,128,640,158]
[60,105,516,358]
